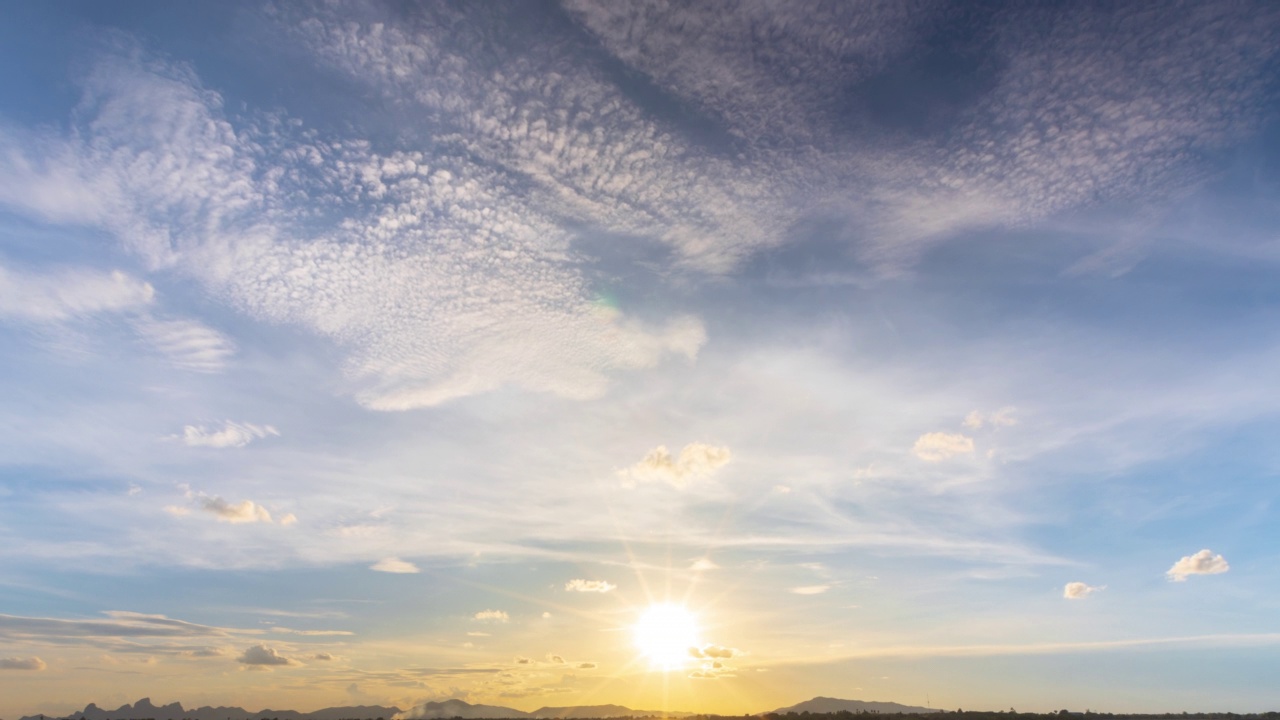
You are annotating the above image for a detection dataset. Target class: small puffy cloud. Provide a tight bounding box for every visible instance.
[547,654,565,664]
[790,585,830,595]
[371,557,420,574]
[1063,582,1104,599]
[474,610,509,622]
[237,644,297,666]
[313,652,334,661]
[690,558,718,571]
[164,505,191,517]
[964,407,1018,430]
[1167,549,1230,581]
[0,265,154,321]
[577,662,597,669]
[620,442,731,488]
[180,421,279,449]
[912,432,975,462]
[0,656,46,670]
[279,513,298,526]
[541,612,552,619]
[564,579,615,593]
[198,495,272,524]
[515,656,531,664]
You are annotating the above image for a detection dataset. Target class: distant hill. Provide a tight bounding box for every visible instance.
[19,698,402,720]
[395,700,529,719]
[530,706,694,718]
[394,700,693,719]
[763,698,940,715]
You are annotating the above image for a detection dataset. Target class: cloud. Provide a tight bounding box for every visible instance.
[515,656,530,665]
[1167,549,1230,581]
[790,585,830,595]
[0,656,46,670]
[180,420,280,449]
[689,644,736,659]
[0,265,154,321]
[912,432,975,462]
[314,652,334,661]
[0,610,232,641]
[964,407,1018,430]
[197,495,272,524]
[1063,582,1103,599]
[187,647,227,657]
[564,579,615,593]
[577,662,597,669]
[236,644,297,666]
[371,557,420,574]
[134,318,235,373]
[279,513,298,526]
[690,558,718,571]
[473,610,509,622]
[547,654,564,664]
[0,47,711,409]
[620,442,732,488]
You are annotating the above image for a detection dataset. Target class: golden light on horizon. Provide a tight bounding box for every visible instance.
[633,603,700,670]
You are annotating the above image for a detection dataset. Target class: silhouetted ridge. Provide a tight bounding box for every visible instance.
[762,699,940,716]
[19,698,401,720]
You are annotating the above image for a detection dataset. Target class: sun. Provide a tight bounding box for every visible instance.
[633,603,700,670]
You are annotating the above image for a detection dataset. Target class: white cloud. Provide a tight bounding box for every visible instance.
[134,318,235,373]
[1167,549,1230,582]
[912,432,975,462]
[371,557,420,574]
[236,644,297,666]
[279,513,298,526]
[180,420,279,449]
[473,610,509,622]
[1063,581,1103,599]
[0,656,46,670]
[197,495,272,524]
[163,505,190,517]
[0,265,154,321]
[620,442,732,488]
[690,558,718,571]
[790,585,830,595]
[964,407,1018,430]
[564,579,615,593]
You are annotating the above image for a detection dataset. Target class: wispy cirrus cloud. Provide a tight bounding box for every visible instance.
[0,656,46,670]
[370,558,420,574]
[0,265,154,321]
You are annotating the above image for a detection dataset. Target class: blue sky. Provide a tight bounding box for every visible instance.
[2,1,1280,716]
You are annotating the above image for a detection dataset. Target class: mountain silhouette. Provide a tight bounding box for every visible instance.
[763,698,940,715]
[20,698,401,720]
[395,700,693,719]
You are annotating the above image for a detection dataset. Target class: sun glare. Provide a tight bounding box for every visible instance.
[633,604,700,670]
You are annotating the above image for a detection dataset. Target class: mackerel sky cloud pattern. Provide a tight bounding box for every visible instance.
[0,1,1279,715]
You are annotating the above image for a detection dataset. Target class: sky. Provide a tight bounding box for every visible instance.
[2,1,1280,717]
